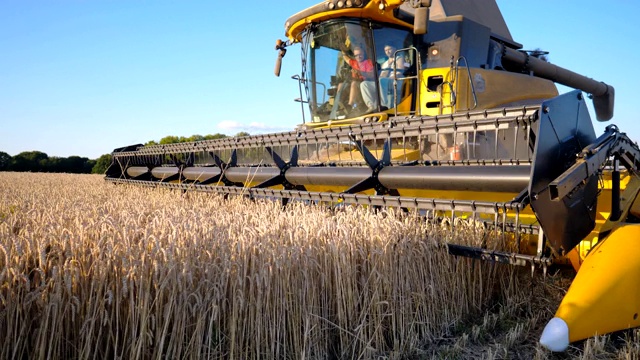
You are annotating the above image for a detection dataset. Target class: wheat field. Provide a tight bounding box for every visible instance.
[1,172,639,359]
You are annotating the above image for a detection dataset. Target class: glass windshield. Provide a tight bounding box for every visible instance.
[303,20,414,122]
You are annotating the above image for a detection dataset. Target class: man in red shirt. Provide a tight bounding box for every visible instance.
[342,46,377,113]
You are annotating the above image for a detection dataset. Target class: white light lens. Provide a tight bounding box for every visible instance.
[540,317,570,352]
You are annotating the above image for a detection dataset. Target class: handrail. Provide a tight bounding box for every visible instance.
[391,46,421,117]
[292,75,326,124]
[438,80,456,115]
[454,56,478,111]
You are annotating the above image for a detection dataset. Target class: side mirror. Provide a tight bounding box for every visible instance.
[593,85,615,122]
[274,50,286,77]
[413,0,431,35]
[274,39,287,77]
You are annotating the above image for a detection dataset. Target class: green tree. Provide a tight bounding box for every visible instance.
[37,155,93,173]
[145,133,230,145]
[159,136,181,145]
[85,159,97,173]
[187,134,205,142]
[11,151,49,172]
[64,156,92,173]
[142,133,234,147]
[235,132,250,137]
[92,154,112,174]
[204,133,228,140]
[45,157,62,172]
[0,151,11,171]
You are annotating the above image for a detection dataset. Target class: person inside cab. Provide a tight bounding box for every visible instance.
[376,43,409,109]
[340,45,376,113]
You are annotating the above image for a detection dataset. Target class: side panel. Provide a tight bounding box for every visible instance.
[455,69,558,111]
[419,68,558,117]
[529,91,597,256]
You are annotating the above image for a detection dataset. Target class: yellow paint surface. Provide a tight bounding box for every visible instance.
[556,224,640,342]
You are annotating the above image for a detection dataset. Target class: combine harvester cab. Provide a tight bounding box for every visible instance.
[105,0,640,352]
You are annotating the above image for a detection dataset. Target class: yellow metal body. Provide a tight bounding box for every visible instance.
[420,68,558,116]
[569,172,633,270]
[555,224,640,342]
[544,174,640,345]
[285,0,409,42]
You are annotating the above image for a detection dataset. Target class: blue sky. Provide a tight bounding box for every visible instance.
[1,1,639,159]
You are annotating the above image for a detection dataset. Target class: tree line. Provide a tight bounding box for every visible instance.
[0,133,246,174]
[144,132,246,146]
[0,151,111,174]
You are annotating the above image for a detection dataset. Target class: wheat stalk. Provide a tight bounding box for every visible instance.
[0,172,576,359]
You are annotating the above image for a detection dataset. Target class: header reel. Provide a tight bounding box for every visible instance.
[107,91,606,269]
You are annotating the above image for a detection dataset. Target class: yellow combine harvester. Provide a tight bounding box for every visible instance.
[105,0,640,351]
